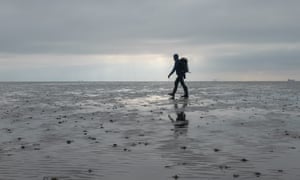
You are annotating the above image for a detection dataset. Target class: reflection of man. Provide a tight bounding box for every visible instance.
[168,100,189,129]
[168,54,189,98]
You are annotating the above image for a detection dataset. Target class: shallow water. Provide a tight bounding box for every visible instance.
[0,82,300,179]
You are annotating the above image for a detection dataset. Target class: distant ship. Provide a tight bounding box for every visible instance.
[288,79,296,82]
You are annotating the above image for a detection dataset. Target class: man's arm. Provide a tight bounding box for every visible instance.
[168,63,176,78]
[168,114,175,122]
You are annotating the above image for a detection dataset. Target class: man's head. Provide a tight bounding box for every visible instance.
[173,54,179,61]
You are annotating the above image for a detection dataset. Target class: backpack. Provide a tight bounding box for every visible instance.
[179,58,189,73]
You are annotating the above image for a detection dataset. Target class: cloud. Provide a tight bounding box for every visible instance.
[0,0,299,81]
[203,49,300,72]
[1,0,300,54]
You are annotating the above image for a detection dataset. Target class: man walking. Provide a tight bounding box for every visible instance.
[168,54,189,98]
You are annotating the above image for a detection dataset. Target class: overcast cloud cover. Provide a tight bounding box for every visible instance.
[0,0,300,81]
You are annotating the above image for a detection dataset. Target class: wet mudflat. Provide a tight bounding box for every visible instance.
[0,82,300,180]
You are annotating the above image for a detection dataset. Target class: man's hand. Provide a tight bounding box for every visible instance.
[168,74,171,78]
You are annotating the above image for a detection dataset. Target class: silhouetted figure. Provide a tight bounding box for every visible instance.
[168,54,189,98]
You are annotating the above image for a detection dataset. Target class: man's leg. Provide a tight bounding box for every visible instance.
[179,77,189,97]
[170,77,180,96]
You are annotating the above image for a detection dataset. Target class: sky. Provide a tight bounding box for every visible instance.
[0,0,300,81]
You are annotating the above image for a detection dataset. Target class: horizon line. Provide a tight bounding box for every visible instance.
[0,80,298,83]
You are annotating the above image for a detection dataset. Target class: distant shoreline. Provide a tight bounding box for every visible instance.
[0,80,298,83]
